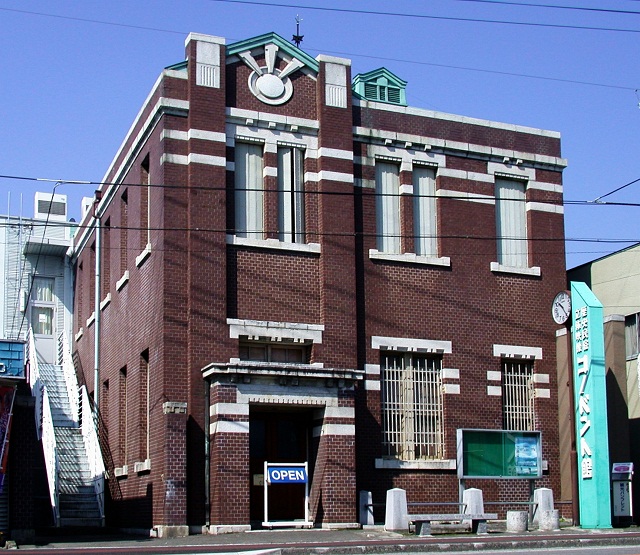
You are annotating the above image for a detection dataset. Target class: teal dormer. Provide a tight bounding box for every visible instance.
[352,68,407,106]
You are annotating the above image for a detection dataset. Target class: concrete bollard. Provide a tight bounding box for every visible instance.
[384,488,408,532]
[533,488,554,526]
[462,488,485,530]
[507,510,529,533]
[359,490,374,526]
[539,509,560,531]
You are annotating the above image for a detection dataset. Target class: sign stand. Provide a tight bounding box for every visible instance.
[263,461,312,528]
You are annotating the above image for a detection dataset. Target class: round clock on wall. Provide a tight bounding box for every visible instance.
[551,290,571,325]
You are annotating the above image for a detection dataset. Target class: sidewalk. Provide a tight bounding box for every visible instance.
[14,523,640,554]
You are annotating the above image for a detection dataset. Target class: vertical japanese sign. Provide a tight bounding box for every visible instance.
[570,282,611,528]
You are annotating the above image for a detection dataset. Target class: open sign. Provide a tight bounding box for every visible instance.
[267,466,307,484]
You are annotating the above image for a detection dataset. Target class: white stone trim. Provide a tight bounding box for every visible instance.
[227,318,324,343]
[490,262,541,277]
[365,363,380,376]
[535,388,551,399]
[442,368,459,380]
[161,153,188,165]
[443,384,460,395]
[526,202,564,215]
[237,383,338,406]
[116,271,129,291]
[263,166,278,178]
[438,168,493,182]
[86,311,95,328]
[528,180,563,194]
[487,385,502,396]
[365,380,381,391]
[437,189,494,205]
[324,406,354,419]
[210,403,249,417]
[317,170,354,184]
[135,243,152,267]
[226,235,321,254]
[316,54,351,66]
[533,374,550,384]
[188,153,226,167]
[488,162,536,180]
[318,147,353,161]
[189,129,227,143]
[556,327,568,337]
[375,458,456,470]
[372,336,452,354]
[368,250,451,267]
[100,293,111,311]
[486,371,502,382]
[493,344,543,359]
[75,328,84,342]
[210,421,250,435]
[399,184,413,195]
[313,424,355,437]
[226,108,320,132]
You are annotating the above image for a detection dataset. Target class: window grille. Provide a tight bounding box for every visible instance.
[381,353,444,460]
[625,313,639,359]
[502,360,535,431]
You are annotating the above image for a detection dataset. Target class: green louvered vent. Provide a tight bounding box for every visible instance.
[387,87,401,104]
[353,68,407,106]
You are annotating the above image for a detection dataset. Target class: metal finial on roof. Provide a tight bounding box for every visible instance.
[292,15,303,47]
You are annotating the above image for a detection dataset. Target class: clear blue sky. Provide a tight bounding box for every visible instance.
[1,0,639,269]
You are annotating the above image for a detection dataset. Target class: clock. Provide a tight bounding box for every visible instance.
[552,290,571,325]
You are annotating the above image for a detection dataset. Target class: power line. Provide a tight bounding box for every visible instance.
[453,0,640,16]
[1,7,636,91]
[3,173,640,207]
[203,0,640,34]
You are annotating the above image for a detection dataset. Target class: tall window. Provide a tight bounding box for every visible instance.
[31,276,55,335]
[375,162,400,253]
[140,156,150,249]
[381,353,444,460]
[413,166,437,257]
[626,313,640,359]
[120,189,128,276]
[235,142,264,239]
[278,147,305,243]
[119,366,128,466]
[495,178,527,268]
[139,350,149,462]
[502,359,535,431]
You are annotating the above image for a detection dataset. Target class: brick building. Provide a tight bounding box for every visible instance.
[71,31,568,535]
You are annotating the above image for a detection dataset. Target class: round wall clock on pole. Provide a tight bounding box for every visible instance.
[552,290,571,325]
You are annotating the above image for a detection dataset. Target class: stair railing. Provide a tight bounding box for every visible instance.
[27,328,61,526]
[57,332,79,427]
[80,385,105,524]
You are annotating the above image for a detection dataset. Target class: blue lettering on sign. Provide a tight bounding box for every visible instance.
[267,467,307,483]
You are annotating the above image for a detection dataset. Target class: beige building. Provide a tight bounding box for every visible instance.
[566,243,640,522]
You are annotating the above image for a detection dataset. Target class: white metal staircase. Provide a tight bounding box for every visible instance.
[28,331,105,527]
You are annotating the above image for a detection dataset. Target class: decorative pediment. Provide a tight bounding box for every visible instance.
[227,32,319,105]
[353,67,407,106]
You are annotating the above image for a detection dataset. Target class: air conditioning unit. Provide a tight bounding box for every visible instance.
[34,192,67,222]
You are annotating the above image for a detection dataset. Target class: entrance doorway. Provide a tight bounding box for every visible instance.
[249,407,314,524]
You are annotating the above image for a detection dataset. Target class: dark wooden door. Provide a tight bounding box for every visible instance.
[249,409,310,523]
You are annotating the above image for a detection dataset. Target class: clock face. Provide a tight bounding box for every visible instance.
[552,291,571,324]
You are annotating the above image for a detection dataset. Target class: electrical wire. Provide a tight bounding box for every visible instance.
[453,0,640,16]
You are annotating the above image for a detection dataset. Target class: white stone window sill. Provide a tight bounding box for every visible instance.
[116,271,129,291]
[227,235,321,254]
[490,262,540,277]
[100,293,111,311]
[375,458,456,470]
[86,311,95,328]
[75,328,84,342]
[136,243,152,267]
[369,250,451,267]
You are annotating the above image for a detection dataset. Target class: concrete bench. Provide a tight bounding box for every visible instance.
[409,513,498,536]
